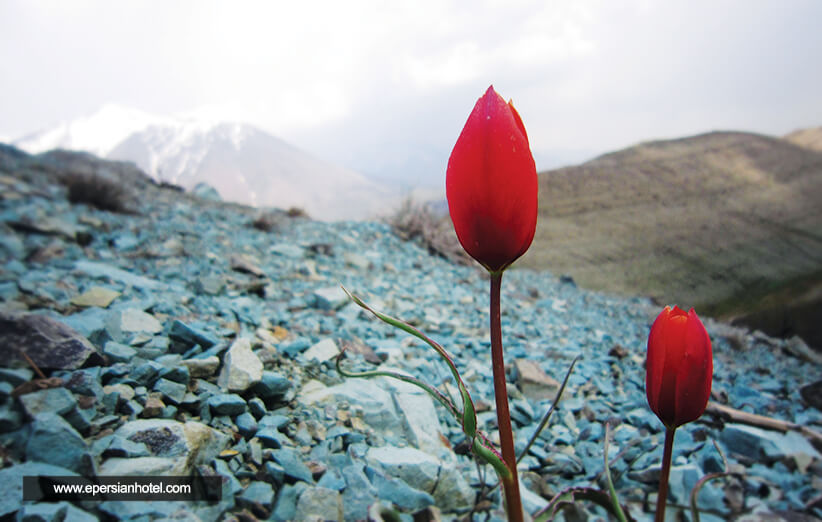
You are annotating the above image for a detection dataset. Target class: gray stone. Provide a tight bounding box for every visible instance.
[153,378,187,405]
[218,337,263,392]
[514,358,560,401]
[26,413,93,475]
[0,368,33,386]
[74,260,163,290]
[208,393,247,416]
[0,462,80,517]
[367,445,473,512]
[235,412,258,438]
[105,308,162,343]
[312,286,348,310]
[110,419,229,474]
[102,435,151,458]
[253,371,291,398]
[294,486,344,521]
[383,376,452,457]
[0,401,22,432]
[169,319,218,348]
[0,312,102,370]
[17,387,78,418]
[270,448,314,483]
[300,379,403,436]
[371,470,434,511]
[721,423,821,472]
[182,356,220,378]
[59,307,110,347]
[341,464,376,521]
[71,286,120,308]
[272,483,308,522]
[302,338,339,363]
[103,341,137,363]
[237,480,275,514]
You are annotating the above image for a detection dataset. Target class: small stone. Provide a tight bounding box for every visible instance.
[235,412,258,438]
[181,356,220,378]
[800,380,822,411]
[513,359,560,401]
[71,286,121,308]
[17,387,78,418]
[303,338,339,363]
[105,308,163,343]
[169,320,219,349]
[253,371,291,399]
[218,338,263,392]
[153,379,187,405]
[343,252,371,270]
[237,481,275,516]
[294,486,343,522]
[207,394,247,416]
[270,448,314,483]
[103,435,151,458]
[103,341,137,363]
[141,396,165,418]
[312,286,348,311]
[26,413,92,475]
[230,254,266,277]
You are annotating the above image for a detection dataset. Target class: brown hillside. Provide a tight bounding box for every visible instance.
[785,126,822,152]
[519,131,822,345]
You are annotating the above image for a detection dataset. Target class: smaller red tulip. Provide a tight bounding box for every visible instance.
[446,85,538,273]
[645,306,713,429]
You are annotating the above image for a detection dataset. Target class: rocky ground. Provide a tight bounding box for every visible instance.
[0,145,821,521]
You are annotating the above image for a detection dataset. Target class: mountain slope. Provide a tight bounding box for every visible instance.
[109,121,392,220]
[14,106,395,221]
[785,126,822,152]
[519,130,822,346]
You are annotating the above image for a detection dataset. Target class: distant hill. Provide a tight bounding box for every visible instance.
[13,105,395,221]
[784,126,822,152]
[520,130,822,348]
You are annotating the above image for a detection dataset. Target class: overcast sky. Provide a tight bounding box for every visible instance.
[2,0,821,187]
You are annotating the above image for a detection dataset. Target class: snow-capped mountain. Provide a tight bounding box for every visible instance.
[13,105,396,221]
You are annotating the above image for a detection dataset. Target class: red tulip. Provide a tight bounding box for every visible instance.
[446,85,538,273]
[645,306,713,429]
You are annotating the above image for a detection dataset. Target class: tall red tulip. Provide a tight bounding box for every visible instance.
[645,305,712,522]
[645,305,713,428]
[446,85,538,274]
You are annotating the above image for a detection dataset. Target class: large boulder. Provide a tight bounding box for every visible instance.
[0,312,103,370]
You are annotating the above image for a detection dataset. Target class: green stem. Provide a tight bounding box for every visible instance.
[490,271,523,522]
[655,427,676,522]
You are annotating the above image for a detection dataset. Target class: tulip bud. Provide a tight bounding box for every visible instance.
[645,306,713,429]
[446,85,538,273]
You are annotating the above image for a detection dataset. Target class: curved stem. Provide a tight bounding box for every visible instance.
[490,271,523,522]
[655,427,676,522]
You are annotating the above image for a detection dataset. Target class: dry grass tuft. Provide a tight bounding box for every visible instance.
[62,172,135,214]
[385,198,470,265]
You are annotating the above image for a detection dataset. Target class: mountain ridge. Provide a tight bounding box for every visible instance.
[520,129,822,348]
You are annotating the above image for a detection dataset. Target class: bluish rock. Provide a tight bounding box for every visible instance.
[102,435,151,458]
[341,463,378,521]
[235,412,258,438]
[294,486,344,521]
[153,378,187,405]
[253,371,291,399]
[248,397,266,419]
[59,307,111,348]
[270,448,314,483]
[256,428,285,449]
[369,468,435,511]
[0,462,80,517]
[207,394,246,416]
[131,361,164,387]
[74,260,163,290]
[26,413,92,475]
[317,467,346,491]
[271,482,308,522]
[17,387,77,418]
[168,319,218,349]
[312,286,348,310]
[0,367,33,387]
[236,480,275,513]
[103,340,137,362]
[0,400,22,432]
